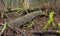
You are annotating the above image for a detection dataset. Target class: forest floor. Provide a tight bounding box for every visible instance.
[0,11,60,36]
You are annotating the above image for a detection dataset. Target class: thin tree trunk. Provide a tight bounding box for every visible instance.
[23,0,29,9]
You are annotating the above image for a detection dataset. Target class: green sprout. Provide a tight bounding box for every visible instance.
[58,23,60,27]
[58,23,60,30]
[43,12,54,30]
[0,22,7,36]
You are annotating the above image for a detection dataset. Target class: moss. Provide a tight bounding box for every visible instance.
[43,12,54,30]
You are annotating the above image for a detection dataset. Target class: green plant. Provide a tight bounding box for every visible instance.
[0,22,7,36]
[43,12,54,30]
[58,23,60,30]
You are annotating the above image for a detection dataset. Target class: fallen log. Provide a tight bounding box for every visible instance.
[7,10,43,28]
[4,7,41,13]
[32,30,60,35]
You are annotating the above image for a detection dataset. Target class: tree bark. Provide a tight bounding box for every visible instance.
[7,10,43,28]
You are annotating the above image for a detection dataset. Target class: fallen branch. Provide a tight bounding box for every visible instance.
[7,10,43,28]
[4,7,41,13]
[32,30,60,35]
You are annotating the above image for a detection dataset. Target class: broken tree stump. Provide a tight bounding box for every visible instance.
[7,10,43,28]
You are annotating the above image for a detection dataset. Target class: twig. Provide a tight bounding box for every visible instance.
[4,13,12,21]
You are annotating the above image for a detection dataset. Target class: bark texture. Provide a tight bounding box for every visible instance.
[7,10,42,28]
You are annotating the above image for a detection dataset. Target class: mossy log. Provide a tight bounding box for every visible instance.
[7,10,43,28]
[4,7,41,13]
[4,7,22,13]
[32,30,60,35]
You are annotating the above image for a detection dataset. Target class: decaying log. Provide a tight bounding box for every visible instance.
[4,7,41,13]
[7,10,43,28]
[32,30,60,35]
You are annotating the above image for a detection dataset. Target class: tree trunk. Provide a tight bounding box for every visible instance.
[23,0,29,9]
